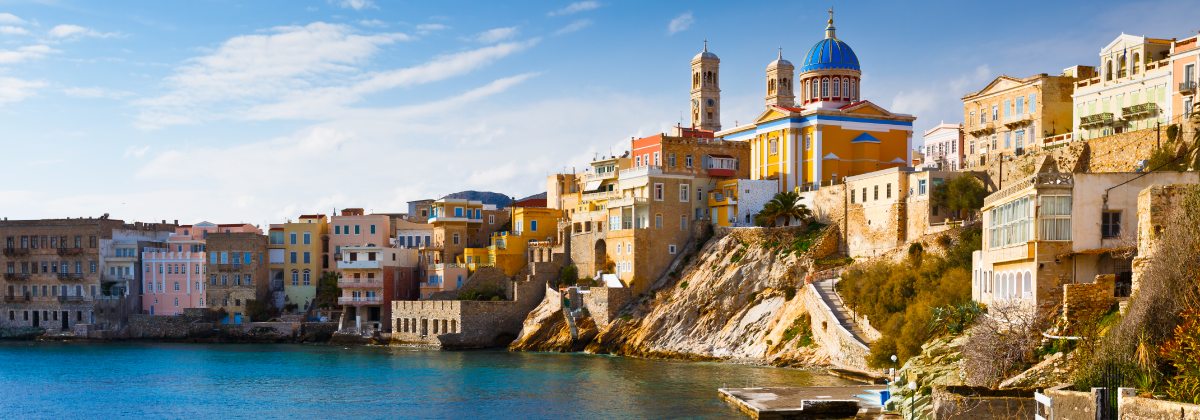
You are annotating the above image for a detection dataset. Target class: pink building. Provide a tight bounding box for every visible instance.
[141,221,260,315]
[328,208,392,277]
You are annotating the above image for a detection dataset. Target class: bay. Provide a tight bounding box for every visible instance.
[0,342,854,419]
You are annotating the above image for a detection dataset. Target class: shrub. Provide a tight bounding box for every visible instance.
[458,283,506,301]
[930,175,988,219]
[284,303,299,313]
[1159,308,1200,403]
[935,235,952,249]
[244,299,271,322]
[680,281,689,289]
[907,242,924,267]
[784,286,797,301]
[730,248,746,263]
[747,291,758,303]
[559,265,579,287]
[620,314,632,321]
[781,314,814,347]
[927,300,985,337]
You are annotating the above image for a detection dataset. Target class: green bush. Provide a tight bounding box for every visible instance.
[837,227,980,367]
[559,265,579,287]
[680,281,689,289]
[781,314,814,347]
[927,300,986,337]
[784,286,797,301]
[458,283,506,301]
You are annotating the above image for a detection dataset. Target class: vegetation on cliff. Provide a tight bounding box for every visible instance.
[836,227,981,367]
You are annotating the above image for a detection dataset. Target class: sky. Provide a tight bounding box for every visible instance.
[0,0,1197,226]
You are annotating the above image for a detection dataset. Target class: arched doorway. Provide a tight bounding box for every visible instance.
[594,239,607,276]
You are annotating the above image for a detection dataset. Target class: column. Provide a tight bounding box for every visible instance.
[813,127,823,190]
[779,130,787,192]
[750,138,758,180]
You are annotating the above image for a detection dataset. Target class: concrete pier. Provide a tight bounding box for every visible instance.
[719,385,888,419]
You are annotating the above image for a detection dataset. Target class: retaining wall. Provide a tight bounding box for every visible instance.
[801,283,870,369]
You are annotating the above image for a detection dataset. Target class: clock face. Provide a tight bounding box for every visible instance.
[706,99,715,107]
[692,99,698,108]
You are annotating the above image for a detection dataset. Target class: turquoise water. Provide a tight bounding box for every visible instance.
[0,342,853,419]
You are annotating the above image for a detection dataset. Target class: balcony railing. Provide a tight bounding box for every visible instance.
[1181,81,1197,94]
[1004,113,1031,127]
[3,248,30,256]
[57,272,85,280]
[58,296,85,302]
[1122,103,1158,118]
[607,196,649,208]
[584,171,617,182]
[1117,69,1127,79]
[57,247,84,255]
[1079,113,1114,127]
[338,280,384,289]
[984,173,1074,207]
[581,190,621,201]
[966,121,995,135]
[4,295,30,302]
[4,273,30,281]
[427,263,468,271]
[1076,77,1102,89]
[618,165,662,178]
[337,296,382,305]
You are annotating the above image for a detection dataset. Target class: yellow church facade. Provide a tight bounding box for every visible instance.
[714,14,915,191]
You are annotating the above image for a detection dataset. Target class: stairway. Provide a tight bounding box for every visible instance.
[812,279,872,346]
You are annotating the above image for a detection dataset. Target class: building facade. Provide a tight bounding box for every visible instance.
[142,222,257,316]
[718,16,915,192]
[204,231,268,323]
[709,179,778,227]
[963,72,1080,167]
[337,245,417,332]
[921,123,964,171]
[280,215,327,311]
[328,208,392,276]
[1073,34,1174,140]
[1171,34,1199,121]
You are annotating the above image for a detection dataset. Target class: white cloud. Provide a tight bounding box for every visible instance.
[476,26,518,43]
[667,12,693,35]
[63,86,135,99]
[134,22,532,128]
[48,24,120,39]
[0,76,46,105]
[357,19,387,28]
[123,145,150,158]
[306,7,319,11]
[0,45,58,63]
[554,19,591,35]
[0,26,29,35]
[415,23,448,35]
[332,0,377,10]
[0,13,26,25]
[549,1,600,16]
[950,64,992,93]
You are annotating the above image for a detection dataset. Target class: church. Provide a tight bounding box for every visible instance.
[700,12,916,193]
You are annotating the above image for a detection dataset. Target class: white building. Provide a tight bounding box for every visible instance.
[1073,34,1174,140]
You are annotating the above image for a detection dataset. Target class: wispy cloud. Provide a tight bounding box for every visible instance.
[48,24,121,39]
[0,26,29,35]
[549,1,600,16]
[667,12,693,35]
[0,13,26,25]
[554,19,592,36]
[123,145,151,158]
[415,23,448,35]
[0,76,46,105]
[63,86,135,99]
[331,0,377,10]
[0,45,58,63]
[357,19,387,28]
[476,26,518,43]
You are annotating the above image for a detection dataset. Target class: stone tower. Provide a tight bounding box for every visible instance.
[765,48,795,108]
[690,40,721,132]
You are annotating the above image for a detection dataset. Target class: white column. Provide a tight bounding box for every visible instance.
[778,130,786,192]
[185,254,191,296]
[813,127,823,190]
[906,131,913,166]
[788,128,797,192]
[750,139,758,180]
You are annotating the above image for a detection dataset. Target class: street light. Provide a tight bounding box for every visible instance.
[908,381,918,420]
[891,355,898,383]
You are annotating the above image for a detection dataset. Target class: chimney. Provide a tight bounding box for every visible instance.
[162,220,166,224]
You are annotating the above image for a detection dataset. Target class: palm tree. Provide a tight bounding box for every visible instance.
[754,191,813,227]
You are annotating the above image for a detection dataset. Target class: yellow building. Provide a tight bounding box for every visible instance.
[709,179,779,227]
[488,206,562,277]
[717,14,915,191]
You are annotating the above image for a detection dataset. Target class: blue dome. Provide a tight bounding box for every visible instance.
[801,38,860,72]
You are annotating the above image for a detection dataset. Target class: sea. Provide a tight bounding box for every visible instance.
[0,341,854,419]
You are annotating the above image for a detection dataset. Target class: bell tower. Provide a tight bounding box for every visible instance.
[765,47,795,108]
[690,40,721,132]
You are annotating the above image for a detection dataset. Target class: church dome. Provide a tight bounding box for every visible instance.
[694,40,718,61]
[801,38,859,72]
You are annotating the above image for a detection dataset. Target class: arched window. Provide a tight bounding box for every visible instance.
[832,77,841,97]
[174,298,178,307]
[842,79,849,99]
[1105,60,1113,81]
[1023,272,1033,299]
[1132,52,1141,74]
[821,78,829,98]
[768,79,775,94]
[303,270,311,286]
[174,282,179,291]
[291,270,299,286]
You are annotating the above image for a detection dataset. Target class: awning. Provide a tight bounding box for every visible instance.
[1056,247,1134,260]
[709,154,734,159]
[584,180,603,191]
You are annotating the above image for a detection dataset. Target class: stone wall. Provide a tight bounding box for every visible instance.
[1121,395,1200,419]
[93,294,139,331]
[1043,388,1098,420]
[1062,275,1117,323]
[390,282,547,349]
[128,313,208,338]
[1133,184,1200,296]
[801,282,870,369]
[581,286,632,327]
[931,386,1036,420]
[429,266,508,300]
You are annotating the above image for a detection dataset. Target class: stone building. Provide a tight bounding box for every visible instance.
[265,214,328,312]
[204,231,268,323]
[1171,34,1199,121]
[418,198,510,298]
[970,171,1200,314]
[690,40,721,132]
[718,15,916,193]
[921,123,963,171]
[1,215,129,331]
[1073,34,1174,140]
[488,206,561,277]
[337,245,417,333]
[962,70,1082,168]
[406,199,435,222]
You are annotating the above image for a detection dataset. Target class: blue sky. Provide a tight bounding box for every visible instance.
[0,0,1195,226]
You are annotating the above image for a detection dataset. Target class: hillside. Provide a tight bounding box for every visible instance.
[441,190,514,208]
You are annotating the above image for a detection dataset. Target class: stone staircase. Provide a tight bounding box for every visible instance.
[812,279,871,346]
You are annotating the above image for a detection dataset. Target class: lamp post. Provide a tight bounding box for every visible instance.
[908,381,917,420]
[891,354,898,383]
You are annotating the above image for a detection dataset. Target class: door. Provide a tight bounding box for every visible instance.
[32,310,39,327]
[61,311,68,329]
[234,312,242,324]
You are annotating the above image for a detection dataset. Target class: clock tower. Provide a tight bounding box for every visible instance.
[690,40,721,132]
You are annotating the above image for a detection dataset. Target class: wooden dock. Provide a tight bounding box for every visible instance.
[719,385,888,419]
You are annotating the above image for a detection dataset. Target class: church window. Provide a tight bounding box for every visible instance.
[821,79,829,98]
[850,79,857,100]
[809,80,816,100]
[841,79,848,98]
[832,78,841,97]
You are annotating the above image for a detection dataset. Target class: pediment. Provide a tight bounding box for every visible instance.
[840,100,893,116]
[1101,33,1145,54]
[753,107,793,124]
[969,76,1025,98]
[822,152,840,160]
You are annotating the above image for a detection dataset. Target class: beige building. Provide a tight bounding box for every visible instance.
[205,231,268,323]
[962,72,1083,167]
[971,171,1199,313]
[1073,34,1174,140]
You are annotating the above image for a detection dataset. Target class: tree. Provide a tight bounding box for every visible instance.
[931,175,988,220]
[754,191,813,227]
[313,271,342,309]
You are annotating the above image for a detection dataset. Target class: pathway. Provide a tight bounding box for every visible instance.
[812,279,871,346]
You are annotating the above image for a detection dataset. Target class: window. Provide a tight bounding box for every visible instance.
[1004,132,1011,149]
[653,152,660,165]
[354,225,361,234]
[769,138,778,155]
[290,251,297,264]
[886,183,892,198]
[335,225,341,235]
[918,180,927,195]
[832,77,841,97]
[991,105,998,121]
[655,214,662,229]
[873,185,878,200]
[303,252,310,264]
[370,225,376,234]
[531,221,538,232]
[635,156,641,166]
[1036,195,1072,241]
[668,153,676,167]
[1101,212,1121,239]
[804,134,811,150]
[289,232,297,245]
[850,189,855,204]
[453,233,460,245]
[821,78,829,97]
[861,188,867,203]
[303,270,311,286]
[668,245,677,254]
[654,183,664,201]
[986,196,1034,249]
[850,79,856,99]
[210,275,218,285]
[174,282,180,291]
[489,215,495,224]
[303,232,311,245]
[685,154,693,168]
[681,215,688,230]
[1028,93,1037,113]
[680,184,690,202]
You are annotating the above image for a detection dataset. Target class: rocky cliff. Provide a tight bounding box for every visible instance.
[511,225,852,368]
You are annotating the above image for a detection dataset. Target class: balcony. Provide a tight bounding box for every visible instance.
[707,168,736,177]
[708,194,737,207]
[1004,113,1031,127]
[338,279,384,289]
[984,173,1074,207]
[1079,113,1114,128]
[618,165,662,178]
[215,263,243,271]
[57,247,84,256]
[3,273,30,281]
[337,296,382,306]
[581,190,621,202]
[608,196,649,208]
[1181,81,1197,95]
[338,259,381,270]
[1122,103,1158,118]
[966,121,995,135]
[4,295,30,302]
[58,296,85,302]
[427,263,468,271]
[57,272,85,281]
[3,248,30,256]
[584,171,617,182]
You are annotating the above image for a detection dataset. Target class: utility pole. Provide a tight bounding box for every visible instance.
[1157,120,1161,148]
